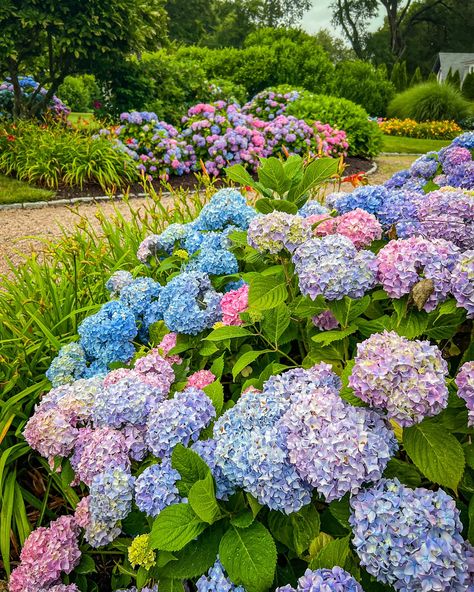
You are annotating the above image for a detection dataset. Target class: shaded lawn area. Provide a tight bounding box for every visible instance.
[0,174,54,204]
[382,135,453,154]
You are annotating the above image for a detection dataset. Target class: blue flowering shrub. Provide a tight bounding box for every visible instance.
[12,135,474,592]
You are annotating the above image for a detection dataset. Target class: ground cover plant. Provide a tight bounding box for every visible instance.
[4,133,474,592]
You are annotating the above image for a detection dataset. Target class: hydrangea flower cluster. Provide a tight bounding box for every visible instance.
[456,362,474,426]
[247,212,312,254]
[105,270,134,297]
[376,236,460,311]
[349,331,449,426]
[329,185,390,216]
[242,89,301,120]
[9,516,80,592]
[451,250,474,317]
[312,310,339,330]
[197,558,244,592]
[313,208,382,249]
[220,284,249,326]
[276,567,363,592]
[134,461,182,516]
[46,342,88,387]
[191,439,236,500]
[292,235,377,300]
[298,200,330,217]
[0,76,70,120]
[128,534,156,570]
[350,479,474,591]
[187,369,216,389]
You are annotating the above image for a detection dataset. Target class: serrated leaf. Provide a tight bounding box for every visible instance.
[246,493,263,518]
[383,458,422,487]
[257,157,287,194]
[205,326,253,341]
[312,325,357,346]
[248,276,287,311]
[261,304,291,344]
[328,296,371,327]
[172,444,211,495]
[75,554,96,574]
[309,535,351,570]
[309,533,334,558]
[231,510,255,528]
[188,472,221,524]
[255,198,276,214]
[291,295,327,318]
[355,315,392,338]
[210,355,225,378]
[232,350,269,379]
[159,579,185,592]
[268,504,320,555]
[219,522,277,592]
[403,420,465,491]
[267,199,299,214]
[426,309,466,340]
[149,504,207,551]
[392,309,428,339]
[225,164,255,187]
[288,158,339,204]
[203,381,224,415]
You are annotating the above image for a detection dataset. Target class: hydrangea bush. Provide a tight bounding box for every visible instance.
[0,76,70,120]
[11,135,474,592]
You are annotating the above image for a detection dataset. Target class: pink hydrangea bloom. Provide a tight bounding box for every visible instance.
[9,516,80,592]
[103,368,136,387]
[23,407,78,465]
[74,496,91,528]
[311,208,382,249]
[307,214,336,236]
[158,333,182,364]
[187,370,216,389]
[221,284,249,326]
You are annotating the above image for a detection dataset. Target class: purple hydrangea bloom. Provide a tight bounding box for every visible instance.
[157,271,222,335]
[264,363,342,400]
[137,234,161,263]
[92,375,165,428]
[247,211,312,254]
[384,169,411,190]
[70,427,130,486]
[451,250,474,318]
[409,154,439,178]
[312,310,339,330]
[455,362,474,426]
[376,189,420,230]
[439,146,472,174]
[122,424,148,461]
[46,342,87,387]
[116,588,158,592]
[133,349,175,391]
[350,478,474,591]
[349,331,449,426]
[146,387,215,458]
[192,439,236,500]
[281,385,397,501]
[276,567,364,592]
[292,235,377,301]
[376,236,460,311]
[134,461,182,516]
[105,270,134,297]
[197,558,245,592]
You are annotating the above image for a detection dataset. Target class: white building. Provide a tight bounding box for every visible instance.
[434,52,474,84]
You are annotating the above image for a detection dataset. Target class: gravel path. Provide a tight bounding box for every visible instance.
[0,156,417,277]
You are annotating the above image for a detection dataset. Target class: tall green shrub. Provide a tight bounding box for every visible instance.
[287,92,383,157]
[388,81,473,122]
[58,74,100,112]
[462,71,474,100]
[410,67,423,87]
[447,68,461,89]
[391,61,408,91]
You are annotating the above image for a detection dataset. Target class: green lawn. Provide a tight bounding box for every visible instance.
[68,112,95,127]
[382,135,453,154]
[0,174,55,205]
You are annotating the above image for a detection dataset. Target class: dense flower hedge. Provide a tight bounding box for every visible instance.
[379,118,463,140]
[10,133,474,592]
[100,99,348,180]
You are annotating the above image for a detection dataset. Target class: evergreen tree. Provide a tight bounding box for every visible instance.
[391,61,408,91]
[410,66,423,87]
[450,69,461,88]
[428,71,438,82]
[462,70,474,100]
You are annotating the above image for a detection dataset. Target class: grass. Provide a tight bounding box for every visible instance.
[382,134,453,153]
[67,112,95,126]
[0,174,54,204]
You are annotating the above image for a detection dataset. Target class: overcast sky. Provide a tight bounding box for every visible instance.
[299,1,384,38]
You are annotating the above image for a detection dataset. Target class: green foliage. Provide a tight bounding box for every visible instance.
[331,60,395,116]
[446,68,461,89]
[388,82,473,122]
[410,67,423,87]
[287,93,383,157]
[390,61,408,92]
[58,75,100,112]
[0,121,137,190]
[462,71,474,101]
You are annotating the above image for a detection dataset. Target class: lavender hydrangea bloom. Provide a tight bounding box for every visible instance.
[116,587,158,592]
[281,386,397,501]
[331,185,389,215]
[46,342,88,387]
[192,439,236,500]
[376,236,460,311]
[451,250,474,318]
[70,427,130,486]
[133,349,175,391]
[312,310,339,330]
[78,300,137,368]
[197,558,244,592]
[105,270,134,297]
[349,331,449,426]
[213,387,312,513]
[409,154,439,178]
[264,363,342,400]
[384,170,411,190]
[137,234,160,263]
[247,211,312,254]
[193,188,257,231]
[146,387,215,458]
[92,376,164,428]
[276,567,364,592]
[134,461,182,516]
[89,466,134,527]
[122,424,148,460]
[299,200,330,217]
[455,362,474,426]
[350,479,474,591]
[157,271,222,335]
[439,146,472,174]
[292,235,377,301]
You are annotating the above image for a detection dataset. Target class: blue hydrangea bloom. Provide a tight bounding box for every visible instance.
[331,185,389,215]
[452,131,474,150]
[188,248,239,276]
[384,170,410,190]
[193,188,257,231]
[119,277,162,338]
[197,558,244,592]
[134,461,182,517]
[157,271,222,335]
[276,567,364,592]
[146,387,216,458]
[46,342,87,387]
[105,270,134,297]
[89,467,134,527]
[299,200,330,217]
[191,439,236,500]
[153,223,190,254]
[409,154,439,178]
[376,189,420,229]
[292,235,377,301]
[78,300,137,368]
[350,478,474,591]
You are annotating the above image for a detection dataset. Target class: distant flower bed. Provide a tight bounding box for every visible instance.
[101,102,349,181]
[379,117,462,140]
[0,76,70,120]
